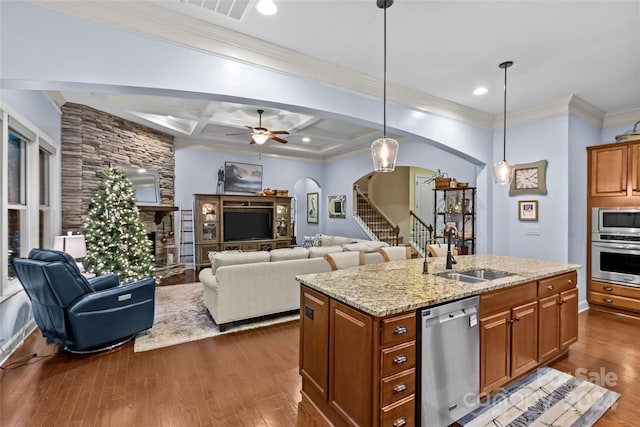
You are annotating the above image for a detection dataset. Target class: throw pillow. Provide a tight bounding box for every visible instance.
[342,241,389,253]
[270,247,310,262]
[302,234,321,248]
[320,235,356,247]
[308,245,344,258]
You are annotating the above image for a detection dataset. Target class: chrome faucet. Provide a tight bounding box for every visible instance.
[446,226,458,269]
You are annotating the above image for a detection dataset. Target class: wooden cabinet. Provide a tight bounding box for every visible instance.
[588,142,640,199]
[538,271,578,362]
[589,280,640,314]
[479,288,538,394]
[300,286,329,401]
[587,141,640,317]
[192,194,292,269]
[300,285,415,427]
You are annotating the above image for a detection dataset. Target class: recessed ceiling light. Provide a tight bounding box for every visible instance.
[257,0,277,16]
[302,137,310,142]
[473,87,488,96]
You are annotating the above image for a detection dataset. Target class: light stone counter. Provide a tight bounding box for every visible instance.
[296,254,580,317]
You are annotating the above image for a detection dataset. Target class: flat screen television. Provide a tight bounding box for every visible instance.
[223,211,273,241]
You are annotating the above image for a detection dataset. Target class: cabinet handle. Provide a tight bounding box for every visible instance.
[558,300,564,305]
[393,383,407,394]
[393,355,408,365]
[393,417,407,427]
[603,298,613,303]
[604,286,613,291]
[547,285,554,290]
[568,279,574,284]
[393,325,408,335]
[514,317,520,321]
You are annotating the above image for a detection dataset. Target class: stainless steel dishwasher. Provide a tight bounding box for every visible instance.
[421,296,479,427]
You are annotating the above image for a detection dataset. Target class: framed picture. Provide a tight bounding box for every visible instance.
[307,192,319,224]
[328,195,346,218]
[518,200,538,221]
[509,160,548,196]
[224,161,263,193]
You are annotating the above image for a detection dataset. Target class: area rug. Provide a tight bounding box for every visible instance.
[133,283,299,352]
[456,366,620,427]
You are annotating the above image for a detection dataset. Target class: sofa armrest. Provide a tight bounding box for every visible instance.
[88,273,120,291]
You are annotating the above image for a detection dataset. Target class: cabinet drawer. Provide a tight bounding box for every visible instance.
[591,281,640,299]
[480,281,537,316]
[381,341,415,377]
[380,395,415,427]
[381,312,416,347]
[380,369,415,407]
[538,271,577,298]
[590,291,640,313]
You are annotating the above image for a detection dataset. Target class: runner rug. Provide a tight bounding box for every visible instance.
[456,366,620,427]
[133,282,299,352]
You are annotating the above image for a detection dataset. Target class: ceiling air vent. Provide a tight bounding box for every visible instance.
[186,0,249,20]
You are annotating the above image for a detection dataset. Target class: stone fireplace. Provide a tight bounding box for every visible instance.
[60,103,185,279]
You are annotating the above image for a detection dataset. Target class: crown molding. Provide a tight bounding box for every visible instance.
[26,0,493,129]
[493,95,604,128]
[603,106,640,128]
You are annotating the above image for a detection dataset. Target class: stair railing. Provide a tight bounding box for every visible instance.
[354,185,400,246]
[409,210,434,256]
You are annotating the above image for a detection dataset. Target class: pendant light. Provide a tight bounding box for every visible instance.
[371,0,398,172]
[493,61,515,185]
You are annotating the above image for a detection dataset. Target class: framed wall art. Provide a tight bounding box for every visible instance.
[518,200,538,221]
[328,195,346,219]
[509,160,548,196]
[224,162,263,193]
[307,192,319,224]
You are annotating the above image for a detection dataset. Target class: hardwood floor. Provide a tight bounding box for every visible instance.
[1,280,638,426]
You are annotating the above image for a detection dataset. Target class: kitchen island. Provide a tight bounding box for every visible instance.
[296,254,580,427]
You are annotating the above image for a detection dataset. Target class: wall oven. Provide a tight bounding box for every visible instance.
[592,208,640,287]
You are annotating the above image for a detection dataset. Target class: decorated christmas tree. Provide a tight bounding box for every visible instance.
[83,167,156,283]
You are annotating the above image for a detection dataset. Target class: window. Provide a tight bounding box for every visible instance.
[1,107,58,299]
[7,131,26,282]
[39,148,51,249]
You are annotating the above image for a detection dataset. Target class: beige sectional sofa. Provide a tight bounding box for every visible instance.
[198,235,387,330]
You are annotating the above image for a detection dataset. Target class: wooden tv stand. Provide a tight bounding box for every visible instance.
[192,194,293,270]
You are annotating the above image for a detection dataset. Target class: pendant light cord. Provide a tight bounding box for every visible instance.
[383,4,388,138]
[503,63,507,162]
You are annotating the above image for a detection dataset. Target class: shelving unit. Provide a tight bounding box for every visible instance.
[192,194,293,270]
[179,208,193,266]
[433,187,476,254]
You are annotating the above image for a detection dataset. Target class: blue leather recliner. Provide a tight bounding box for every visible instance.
[13,249,155,353]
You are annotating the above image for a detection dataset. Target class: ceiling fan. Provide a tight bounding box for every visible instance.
[227,109,289,145]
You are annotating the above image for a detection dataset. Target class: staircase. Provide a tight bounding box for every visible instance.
[353,186,400,246]
[409,210,434,258]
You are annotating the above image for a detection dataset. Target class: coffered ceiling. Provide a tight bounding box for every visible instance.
[27,0,640,160]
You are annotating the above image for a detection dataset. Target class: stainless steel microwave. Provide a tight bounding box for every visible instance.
[592,207,640,234]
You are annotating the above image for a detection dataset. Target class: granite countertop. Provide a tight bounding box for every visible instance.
[296,254,580,317]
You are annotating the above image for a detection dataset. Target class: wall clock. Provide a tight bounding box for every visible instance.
[509,160,548,196]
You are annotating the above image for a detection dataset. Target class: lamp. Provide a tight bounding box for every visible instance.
[53,232,87,271]
[371,0,398,173]
[493,61,515,185]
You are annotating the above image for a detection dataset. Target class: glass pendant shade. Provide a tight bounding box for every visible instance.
[371,137,399,172]
[493,160,514,185]
[252,132,269,145]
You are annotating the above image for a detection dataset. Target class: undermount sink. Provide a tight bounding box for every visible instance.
[457,269,514,281]
[436,272,489,283]
[436,269,514,283]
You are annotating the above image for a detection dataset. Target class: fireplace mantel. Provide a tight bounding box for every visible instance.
[138,205,179,224]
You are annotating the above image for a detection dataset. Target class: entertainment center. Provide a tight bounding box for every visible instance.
[193,194,293,270]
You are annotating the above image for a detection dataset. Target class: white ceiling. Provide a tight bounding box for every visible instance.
[32,0,640,160]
